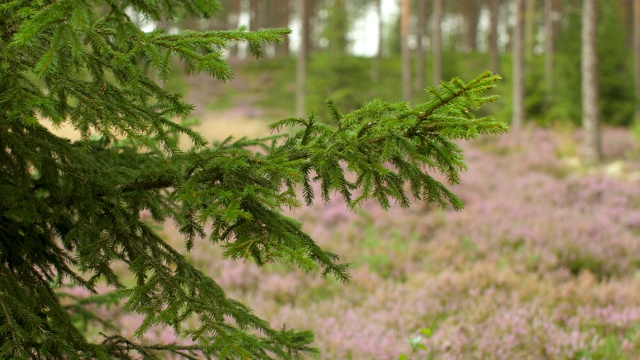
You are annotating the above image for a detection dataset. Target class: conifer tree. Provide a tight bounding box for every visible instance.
[0,1,506,358]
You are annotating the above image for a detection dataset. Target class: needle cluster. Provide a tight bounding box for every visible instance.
[0,1,505,358]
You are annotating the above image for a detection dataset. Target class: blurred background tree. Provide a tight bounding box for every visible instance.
[165,0,639,164]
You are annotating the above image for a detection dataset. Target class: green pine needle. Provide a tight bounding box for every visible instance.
[0,1,504,359]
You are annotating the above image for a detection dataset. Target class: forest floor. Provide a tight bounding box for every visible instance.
[55,68,640,359]
[156,118,640,359]
[180,74,640,357]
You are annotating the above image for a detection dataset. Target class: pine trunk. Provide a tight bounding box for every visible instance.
[296,0,309,117]
[228,0,241,59]
[525,0,536,58]
[249,0,259,32]
[274,0,291,56]
[512,0,525,130]
[401,0,411,101]
[634,0,640,120]
[462,1,480,52]
[544,0,555,107]
[433,0,443,85]
[489,0,500,74]
[416,0,427,91]
[330,0,348,54]
[582,0,601,164]
[283,0,291,55]
[372,0,383,82]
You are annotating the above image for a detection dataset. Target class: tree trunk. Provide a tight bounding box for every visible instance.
[401,0,411,101]
[249,0,259,31]
[582,0,601,164]
[489,0,500,74]
[372,0,383,82]
[621,0,634,46]
[329,0,348,54]
[635,0,640,120]
[283,0,291,55]
[415,0,427,91]
[544,0,555,108]
[461,1,480,52]
[432,0,443,85]
[512,0,525,130]
[296,0,309,117]
[228,0,241,59]
[274,0,291,56]
[525,0,536,58]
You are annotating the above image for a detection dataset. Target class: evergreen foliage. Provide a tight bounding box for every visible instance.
[0,1,505,358]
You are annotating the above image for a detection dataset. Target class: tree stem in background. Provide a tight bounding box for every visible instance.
[582,0,601,164]
[634,0,640,120]
[296,0,309,117]
[401,0,411,101]
[372,0,383,82]
[544,0,555,108]
[512,0,525,130]
[432,0,443,85]
[415,0,427,92]
[489,0,500,74]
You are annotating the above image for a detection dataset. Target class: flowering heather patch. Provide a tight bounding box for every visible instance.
[72,127,640,359]
[444,129,640,279]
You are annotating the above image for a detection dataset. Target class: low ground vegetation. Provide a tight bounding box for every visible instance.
[65,125,640,359]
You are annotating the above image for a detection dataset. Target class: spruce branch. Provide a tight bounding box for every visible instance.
[0,1,505,358]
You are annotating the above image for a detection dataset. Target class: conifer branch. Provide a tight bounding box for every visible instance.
[0,1,505,359]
